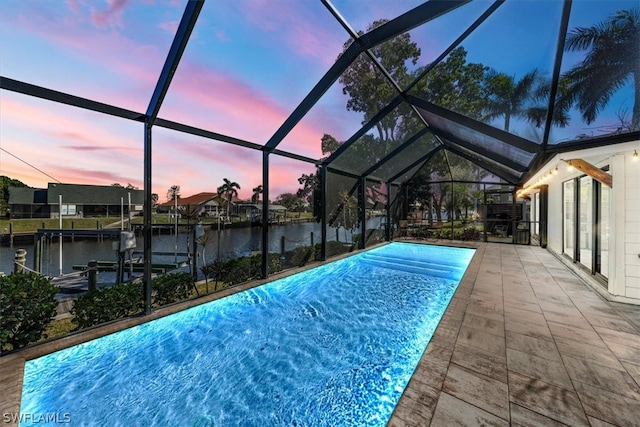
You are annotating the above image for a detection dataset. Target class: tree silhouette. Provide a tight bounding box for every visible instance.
[251,185,263,203]
[483,69,545,132]
[562,7,640,130]
[217,178,241,219]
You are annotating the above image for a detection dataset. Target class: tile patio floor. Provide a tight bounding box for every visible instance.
[389,242,640,426]
[1,242,639,426]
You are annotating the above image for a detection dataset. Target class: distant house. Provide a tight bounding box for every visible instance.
[236,203,287,222]
[157,192,222,217]
[8,183,144,219]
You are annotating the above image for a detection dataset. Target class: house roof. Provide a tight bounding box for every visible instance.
[159,192,219,207]
[8,187,48,205]
[237,203,287,211]
[46,183,144,205]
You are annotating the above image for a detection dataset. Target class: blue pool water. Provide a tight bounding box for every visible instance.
[20,242,475,426]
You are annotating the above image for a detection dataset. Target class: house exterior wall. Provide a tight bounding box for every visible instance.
[525,141,640,304]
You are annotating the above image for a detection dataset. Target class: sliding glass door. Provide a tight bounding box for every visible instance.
[563,181,574,257]
[599,184,610,278]
[579,176,593,271]
[563,173,609,280]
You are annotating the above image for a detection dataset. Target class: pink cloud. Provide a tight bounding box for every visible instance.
[240,0,344,66]
[158,20,179,35]
[91,0,128,29]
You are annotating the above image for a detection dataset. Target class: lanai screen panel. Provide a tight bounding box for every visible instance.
[548,0,640,144]
[0,91,143,191]
[325,170,359,257]
[330,101,425,175]
[439,139,524,184]
[158,0,353,149]
[367,133,439,182]
[0,1,182,112]
[417,107,536,169]
[407,0,562,144]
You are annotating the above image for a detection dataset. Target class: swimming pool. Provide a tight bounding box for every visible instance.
[19,242,475,426]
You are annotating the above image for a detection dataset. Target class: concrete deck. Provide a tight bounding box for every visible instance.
[2,242,639,425]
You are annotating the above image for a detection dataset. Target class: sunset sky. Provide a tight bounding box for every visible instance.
[1,0,635,201]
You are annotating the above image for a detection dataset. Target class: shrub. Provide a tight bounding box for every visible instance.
[291,245,314,267]
[1,273,59,352]
[315,241,353,259]
[460,226,480,241]
[71,282,143,330]
[152,272,194,306]
[200,259,229,293]
[220,254,283,286]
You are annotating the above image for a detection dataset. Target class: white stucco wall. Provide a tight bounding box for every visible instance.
[522,140,640,304]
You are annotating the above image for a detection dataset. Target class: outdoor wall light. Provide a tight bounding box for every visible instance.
[553,165,559,175]
[633,149,638,161]
[562,159,575,171]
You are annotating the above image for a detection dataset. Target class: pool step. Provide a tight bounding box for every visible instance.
[369,252,471,268]
[362,252,470,269]
[361,253,466,279]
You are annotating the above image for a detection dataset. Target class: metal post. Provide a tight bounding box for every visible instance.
[121,197,124,231]
[33,233,42,274]
[261,151,269,279]
[88,260,97,292]
[320,166,327,261]
[192,225,199,280]
[174,192,178,263]
[59,194,63,276]
[143,121,153,315]
[385,183,391,241]
[14,249,26,274]
[359,177,366,250]
[451,180,454,240]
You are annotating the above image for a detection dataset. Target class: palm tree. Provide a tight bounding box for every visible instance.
[483,69,544,132]
[251,185,263,203]
[561,7,640,130]
[337,189,358,243]
[217,178,241,219]
[195,233,211,293]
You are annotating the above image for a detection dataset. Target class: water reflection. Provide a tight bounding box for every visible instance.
[0,218,384,277]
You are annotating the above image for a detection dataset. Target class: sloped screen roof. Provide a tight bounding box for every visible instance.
[1,0,638,195]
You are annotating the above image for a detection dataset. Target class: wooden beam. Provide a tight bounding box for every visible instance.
[563,158,612,188]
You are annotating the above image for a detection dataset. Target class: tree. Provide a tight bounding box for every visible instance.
[561,7,640,130]
[251,185,263,203]
[217,178,241,218]
[297,172,319,206]
[335,189,358,243]
[166,185,180,203]
[321,134,341,156]
[0,176,27,216]
[274,192,303,211]
[483,69,545,132]
[195,233,211,294]
[337,20,423,168]
[414,46,487,120]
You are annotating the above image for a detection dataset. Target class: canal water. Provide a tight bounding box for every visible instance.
[0,218,385,277]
